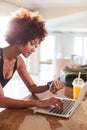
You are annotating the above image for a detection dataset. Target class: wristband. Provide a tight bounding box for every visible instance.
[47,81,53,89]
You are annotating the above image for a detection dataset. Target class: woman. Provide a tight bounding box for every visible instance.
[0,8,64,109]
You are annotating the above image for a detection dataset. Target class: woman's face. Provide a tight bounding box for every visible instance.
[17,39,40,58]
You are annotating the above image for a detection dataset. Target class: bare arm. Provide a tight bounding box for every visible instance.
[0,56,64,109]
[0,83,63,109]
[17,56,48,94]
[0,83,38,108]
[17,56,64,94]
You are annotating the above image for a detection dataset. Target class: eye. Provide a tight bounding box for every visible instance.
[35,44,38,48]
[30,41,35,45]
[30,39,40,47]
[35,44,40,48]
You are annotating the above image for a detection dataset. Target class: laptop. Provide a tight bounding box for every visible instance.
[34,82,87,118]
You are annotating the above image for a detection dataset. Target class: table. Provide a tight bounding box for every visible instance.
[0,86,87,130]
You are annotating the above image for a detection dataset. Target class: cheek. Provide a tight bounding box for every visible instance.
[24,44,31,50]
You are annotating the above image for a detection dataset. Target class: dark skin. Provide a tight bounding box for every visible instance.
[0,40,64,109]
[0,8,65,109]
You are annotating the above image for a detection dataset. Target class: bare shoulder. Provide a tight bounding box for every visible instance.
[17,55,26,70]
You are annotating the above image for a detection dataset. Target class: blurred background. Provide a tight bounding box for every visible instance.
[0,0,87,77]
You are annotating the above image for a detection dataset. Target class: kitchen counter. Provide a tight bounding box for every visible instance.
[0,86,87,130]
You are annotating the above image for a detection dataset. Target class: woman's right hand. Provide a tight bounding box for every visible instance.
[36,97,63,109]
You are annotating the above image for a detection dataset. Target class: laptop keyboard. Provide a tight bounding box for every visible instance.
[48,99,75,115]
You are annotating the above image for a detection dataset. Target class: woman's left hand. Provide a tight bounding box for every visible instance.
[49,80,65,94]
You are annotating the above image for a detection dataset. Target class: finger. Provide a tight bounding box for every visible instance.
[50,83,59,93]
[50,86,57,94]
[55,98,63,105]
[52,98,63,108]
[53,80,64,89]
[54,103,63,109]
[58,81,65,88]
[50,81,64,94]
[51,90,57,94]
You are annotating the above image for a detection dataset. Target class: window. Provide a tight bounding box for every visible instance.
[40,34,55,62]
[74,36,83,56]
[74,36,87,58]
[83,37,87,58]
[40,34,55,71]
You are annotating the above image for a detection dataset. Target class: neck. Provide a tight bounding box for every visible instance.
[3,44,20,61]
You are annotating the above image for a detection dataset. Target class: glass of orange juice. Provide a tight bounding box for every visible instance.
[72,77,84,99]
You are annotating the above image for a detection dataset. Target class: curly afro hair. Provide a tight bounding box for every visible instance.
[4,8,48,45]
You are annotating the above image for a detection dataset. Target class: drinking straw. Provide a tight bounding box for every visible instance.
[78,72,81,82]
[78,72,81,78]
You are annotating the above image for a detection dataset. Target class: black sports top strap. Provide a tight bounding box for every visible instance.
[0,48,17,87]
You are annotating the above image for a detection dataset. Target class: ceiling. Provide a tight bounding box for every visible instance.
[1,0,87,33]
[2,0,87,7]
[27,0,87,7]
[46,10,87,33]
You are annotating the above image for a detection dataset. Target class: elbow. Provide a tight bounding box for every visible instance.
[0,96,6,108]
[28,85,38,94]
[29,88,37,94]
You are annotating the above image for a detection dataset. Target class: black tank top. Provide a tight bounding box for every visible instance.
[0,48,17,87]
